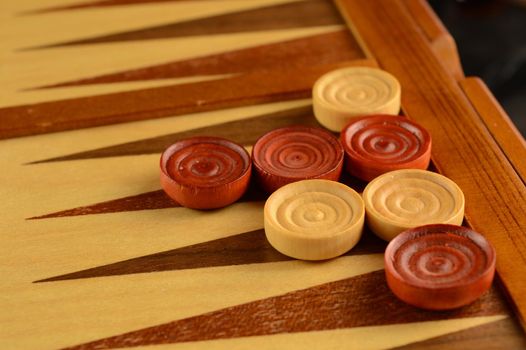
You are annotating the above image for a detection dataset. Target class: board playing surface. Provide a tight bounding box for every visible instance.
[1,0,526,349]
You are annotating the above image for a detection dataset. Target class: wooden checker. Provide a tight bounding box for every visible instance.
[1,0,526,349]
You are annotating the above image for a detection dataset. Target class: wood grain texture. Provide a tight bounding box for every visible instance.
[363,169,465,241]
[252,127,344,192]
[460,77,526,183]
[402,0,464,80]
[35,229,290,282]
[0,59,375,140]
[39,30,363,89]
[10,1,295,52]
[393,317,526,350]
[27,184,266,219]
[264,179,363,260]
[1,0,524,348]
[312,66,401,131]
[160,136,252,209]
[29,106,320,163]
[27,190,178,219]
[385,224,496,310]
[27,0,205,14]
[336,0,526,329]
[62,270,508,349]
[28,162,371,221]
[27,165,372,225]
[5,28,341,105]
[340,114,432,181]
[35,0,343,48]
[26,174,371,223]
[34,229,386,282]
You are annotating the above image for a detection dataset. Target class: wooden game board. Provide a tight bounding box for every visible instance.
[1,0,526,348]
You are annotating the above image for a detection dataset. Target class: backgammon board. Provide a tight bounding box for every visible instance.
[2,0,526,349]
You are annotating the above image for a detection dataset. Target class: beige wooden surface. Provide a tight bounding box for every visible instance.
[1,1,524,349]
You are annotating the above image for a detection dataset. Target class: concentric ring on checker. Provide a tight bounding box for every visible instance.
[385,224,496,310]
[313,67,401,132]
[252,126,344,193]
[341,115,431,181]
[363,169,464,241]
[160,136,251,209]
[264,179,364,260]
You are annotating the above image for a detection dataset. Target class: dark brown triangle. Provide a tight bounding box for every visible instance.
[391,317,526,350]
[62,271,508,349]
[34,229,386,283]
[27,190,178,220]
[39,30,362,89]
[29,0,342,49]
[23,0,198,15]
[0,60,372,140]
[27,182,267,220]
[34,229,285,282]
[30,106,320,164]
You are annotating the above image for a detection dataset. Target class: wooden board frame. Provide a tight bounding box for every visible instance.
[335,0,526,330]
[1,0,526,348]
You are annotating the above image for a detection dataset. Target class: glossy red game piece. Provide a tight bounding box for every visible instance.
[252,126,344,193]
[340,115,432,181]
[385,224,496,310]
[160,137,251,209]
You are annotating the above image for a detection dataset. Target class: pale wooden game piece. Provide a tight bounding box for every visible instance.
[363,169,465,241]
[264,179,365,260]
[312,66,401,131]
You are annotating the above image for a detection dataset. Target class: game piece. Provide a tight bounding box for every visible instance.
[363,169,465,241]
[385,224,496,310]
[252,126,344,193]
[264,179,364,260]
[312,66,401,131]
[340,115,432,181]
[160,136,251,209]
